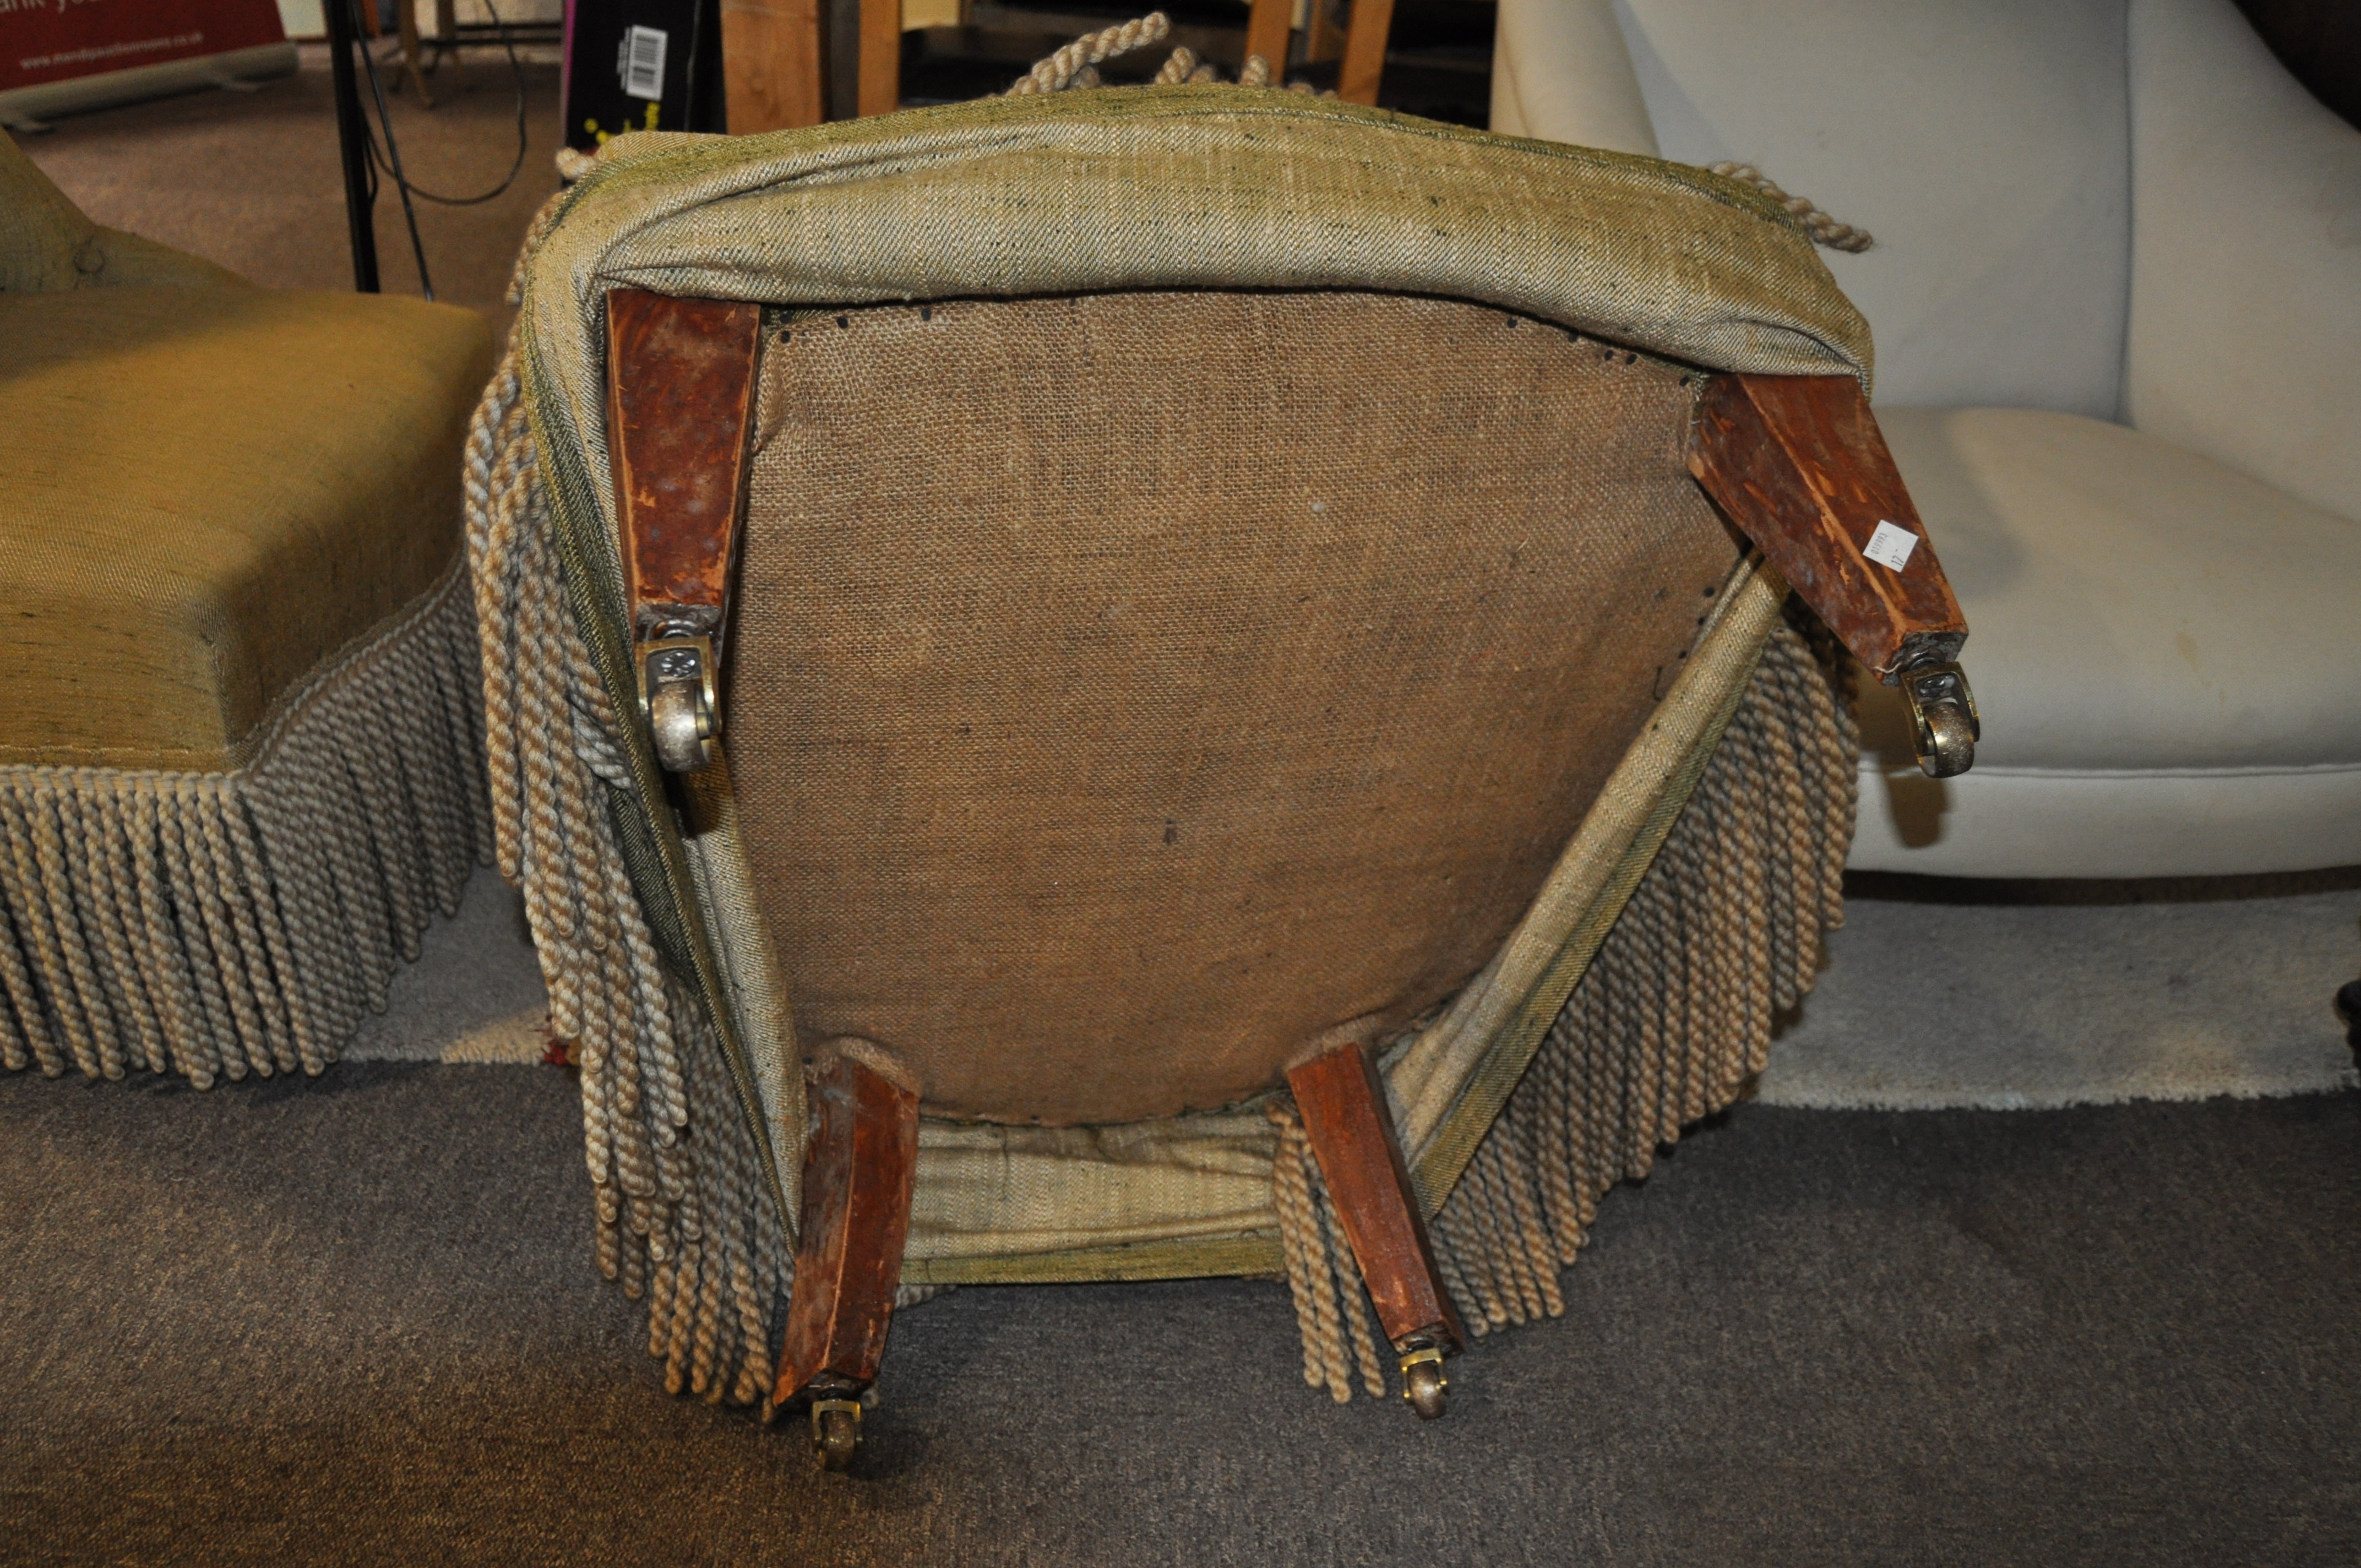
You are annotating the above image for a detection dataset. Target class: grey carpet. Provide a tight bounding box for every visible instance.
[1761,874,2361,1109]
[336,867,2361,1112]
[4,1063,2356,1566]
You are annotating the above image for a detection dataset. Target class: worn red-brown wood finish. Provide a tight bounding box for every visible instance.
[1287,1042,1465,1354]
[775,1051,921,1412]
[603,288,765,639]
[1688,373,1967,683]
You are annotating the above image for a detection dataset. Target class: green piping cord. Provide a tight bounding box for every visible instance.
[902,1232,1285,1287]
[519,318,800,1254]
[1408,562,1781,1215]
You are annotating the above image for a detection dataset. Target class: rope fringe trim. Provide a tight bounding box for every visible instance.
[1008,13,1335,98]
[0,567,494,1088]
[1271,619,1858,1397]
[466,349,791,1406]
[1707,163,1875,253]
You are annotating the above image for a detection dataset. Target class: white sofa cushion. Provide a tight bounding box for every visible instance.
[1852,407,2361,876]
[1598,0,2132,417]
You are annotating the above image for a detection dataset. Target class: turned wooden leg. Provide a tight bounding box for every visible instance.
[774,1045,920,1469]
[1286,1041,1465,1418]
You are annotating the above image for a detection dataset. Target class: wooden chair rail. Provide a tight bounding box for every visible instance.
[724,0,1402,131]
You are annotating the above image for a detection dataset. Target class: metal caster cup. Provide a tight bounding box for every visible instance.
[1399,1346,1449,1420]
[810,1398,863,1471]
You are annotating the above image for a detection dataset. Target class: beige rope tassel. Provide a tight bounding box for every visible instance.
[1708,163,1875,252]
[464,342,793,1410]
[1008,12,1172,94]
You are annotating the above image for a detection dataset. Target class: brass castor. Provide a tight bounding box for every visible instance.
[1899,661,1980,780]
[811,1398,862,1471]
[1399,1347,1449,1420]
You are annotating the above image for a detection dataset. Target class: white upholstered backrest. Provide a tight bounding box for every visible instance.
[1496,0,2134,415]
[2126,0,2361,522]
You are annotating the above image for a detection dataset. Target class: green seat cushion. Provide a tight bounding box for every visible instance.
[0,285,494,770]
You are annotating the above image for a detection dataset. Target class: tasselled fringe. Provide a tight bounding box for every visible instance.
[1270,618,1859,1398]
[465,349,791,1407]
[472,297,1852,1411]
[0,567,493,1088]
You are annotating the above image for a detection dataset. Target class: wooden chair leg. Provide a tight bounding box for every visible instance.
[1336,0,1395,105]
[721,0,827,132]
[773,1046,920,1469]
[399,0,434,106]
[1244,0,1293,79]
[1687,372,1978,778]
[857,0,901,114]
[1286,1041,1466,1417]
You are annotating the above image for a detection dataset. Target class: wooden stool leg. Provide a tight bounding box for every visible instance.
[773,1047,920,1469]
[1286,1041,1466,1418]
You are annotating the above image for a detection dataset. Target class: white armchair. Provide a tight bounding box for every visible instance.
[1494,0,2361,876]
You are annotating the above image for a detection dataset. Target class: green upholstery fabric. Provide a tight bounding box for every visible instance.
[0,285,494,769]
[0,129,240,294]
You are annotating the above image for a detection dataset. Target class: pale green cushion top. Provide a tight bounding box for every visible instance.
[1,128,242,295]
[0,285,494,770]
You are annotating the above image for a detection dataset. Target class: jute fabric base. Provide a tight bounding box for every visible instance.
[474,91,1875,1404]
[0,566,493,1088]
[734,288,1741,1124]
[469,342,1857,1400]
[1270,618,1858,1400]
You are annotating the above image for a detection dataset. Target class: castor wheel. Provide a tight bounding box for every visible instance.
[1400,1347,1449,1420]
[811,1398,862,1471]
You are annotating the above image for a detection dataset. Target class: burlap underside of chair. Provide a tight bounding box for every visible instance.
[469,87,1870,1406]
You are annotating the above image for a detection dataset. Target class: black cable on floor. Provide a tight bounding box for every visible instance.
[349,0,532,301]
[362,0,531,205]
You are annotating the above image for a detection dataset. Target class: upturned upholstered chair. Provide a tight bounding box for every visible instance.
[0,132,493,1087]
[1493,0,2361,876]
[474,73,1978,1465]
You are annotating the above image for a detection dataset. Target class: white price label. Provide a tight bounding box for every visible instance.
[1863,519,1918,572]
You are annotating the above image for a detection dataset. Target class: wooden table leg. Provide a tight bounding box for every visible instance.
[773,1046,920,1469]
[721,0,828,132]
[1286,1041,1466,1417]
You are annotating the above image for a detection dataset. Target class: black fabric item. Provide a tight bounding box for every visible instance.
[2,1064,2354,1565]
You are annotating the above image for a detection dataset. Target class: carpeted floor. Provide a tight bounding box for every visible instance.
[4,1061,2356,1566]
[340,865,2361,1112]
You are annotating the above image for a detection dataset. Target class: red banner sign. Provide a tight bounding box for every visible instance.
[0,0,285,93]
